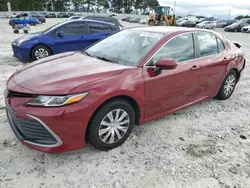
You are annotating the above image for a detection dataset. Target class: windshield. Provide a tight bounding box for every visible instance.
[84,30,164,67]
[41,22,63,34]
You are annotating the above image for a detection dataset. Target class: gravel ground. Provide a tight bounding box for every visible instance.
[1,18,250,188]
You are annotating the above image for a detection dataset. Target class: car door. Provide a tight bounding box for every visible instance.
[143,33,201,118]
[194,32,229,98]
[83,22,114,50]
[49,22,87,54]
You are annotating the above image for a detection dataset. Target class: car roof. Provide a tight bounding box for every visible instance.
[83,16,122,26]
[129,26,218,36]
[63,19,115,26]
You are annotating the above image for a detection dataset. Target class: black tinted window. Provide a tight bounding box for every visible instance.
[197,33,218,57]
[88,22,111,33]
[58,22,86,35]
[152,33,194,64]
[217,38,225,53]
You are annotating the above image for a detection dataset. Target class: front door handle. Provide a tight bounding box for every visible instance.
[190,65,200,71]
[222,57,229,62]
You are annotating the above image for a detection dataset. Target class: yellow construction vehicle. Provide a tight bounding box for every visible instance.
[147,6,175,26]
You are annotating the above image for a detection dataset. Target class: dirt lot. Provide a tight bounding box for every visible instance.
[1,18,250,188]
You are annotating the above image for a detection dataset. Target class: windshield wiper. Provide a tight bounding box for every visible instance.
[83,51,95,58]
[95,56,119,64]
[83,52,119,64]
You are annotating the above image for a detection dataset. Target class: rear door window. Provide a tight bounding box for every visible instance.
[88,22,112,33]
[197,32,218,57]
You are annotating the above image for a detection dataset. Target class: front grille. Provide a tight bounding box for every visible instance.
[6,106,57,145]
[5,89,38,98]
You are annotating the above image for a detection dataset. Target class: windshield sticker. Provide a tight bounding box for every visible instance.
[140,32,162,39]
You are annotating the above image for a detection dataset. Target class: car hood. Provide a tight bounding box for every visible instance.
[10,51,131,95]
[13,32,41,43]
[226,23,241,28]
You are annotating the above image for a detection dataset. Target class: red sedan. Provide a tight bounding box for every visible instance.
[4,27,245,153]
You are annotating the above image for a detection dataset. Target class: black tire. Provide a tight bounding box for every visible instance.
[149,21,155,26]
[216,70,237,100]
[31,45,52,61]
[88,99,135,151]
[24,30,28,34]
[159,21,167,26]
[14,30,19,34]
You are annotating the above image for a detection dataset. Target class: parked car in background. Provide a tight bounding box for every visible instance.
[46,13,57,18]
[216,20,227,28]
[10,13,17,18]
[28,12,46,23]
[122,17,131,21]
[130,18,141,23]
[81,16,123,29]
[178,20,196,27]
[241,25,250,33]
[140,19,147,24]
[57,13,70,18]
[64,16,82,21]
[108,13,118,17]
[9,16,40,26]
[5,27,245,153]
[11,20,120,61]
[196,21,216,29]
[11,12,45,24]
[224,18,250,32]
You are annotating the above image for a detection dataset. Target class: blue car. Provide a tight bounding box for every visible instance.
[9,16,40,26]
[11,20,121,61]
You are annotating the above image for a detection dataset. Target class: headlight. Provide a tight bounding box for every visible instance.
[27,92,88,107]
[13,37,33,47]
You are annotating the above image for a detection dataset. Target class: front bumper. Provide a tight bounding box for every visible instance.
[5,91,94,153]
[12,44,31,61]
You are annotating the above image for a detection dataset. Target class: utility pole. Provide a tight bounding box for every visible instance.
[173,1,176,15]
[227,9,231,21]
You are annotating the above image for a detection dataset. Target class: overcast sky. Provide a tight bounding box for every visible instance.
[159,0,250,19]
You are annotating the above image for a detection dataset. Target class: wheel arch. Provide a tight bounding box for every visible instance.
[85,95,141,140]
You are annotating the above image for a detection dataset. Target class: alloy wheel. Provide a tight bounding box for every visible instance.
[224,74,236,96]
[98,109,130,144]
[35,48,49,59]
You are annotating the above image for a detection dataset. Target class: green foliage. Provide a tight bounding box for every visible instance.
[234,15,250,20]
[0,0,160,12]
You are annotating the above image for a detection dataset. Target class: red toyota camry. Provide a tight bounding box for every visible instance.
[4,27,245,153]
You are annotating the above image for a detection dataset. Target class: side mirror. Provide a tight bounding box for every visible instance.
[153,58,177,75]
[57,31,64,37]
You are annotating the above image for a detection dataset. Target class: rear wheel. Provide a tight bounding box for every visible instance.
[13,30,19,34]
[149,21,155,26]
[31,45,52,61]
[159,21,167,26]
[216,70,237,100]
[88,100,135,151]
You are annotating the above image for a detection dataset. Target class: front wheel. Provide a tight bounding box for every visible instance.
[148,21,155,26]
[31,45,52,61]
[88,100,135,151]
[216,70,237,100]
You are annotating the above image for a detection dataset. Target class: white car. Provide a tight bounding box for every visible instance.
[196,21,216,29]
[241,25,250,32]
[139,19,147,24]
[64,16,82,21]
[108,13,118,17]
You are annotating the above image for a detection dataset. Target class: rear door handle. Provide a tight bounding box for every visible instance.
[190,65,200,71]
